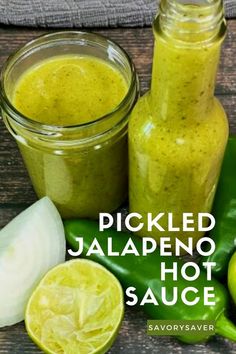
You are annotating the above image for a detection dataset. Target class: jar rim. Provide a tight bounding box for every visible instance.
[0,30,137,134]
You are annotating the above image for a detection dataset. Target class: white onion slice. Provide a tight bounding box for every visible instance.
[0,197,66,327]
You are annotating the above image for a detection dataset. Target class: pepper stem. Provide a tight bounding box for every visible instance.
[216,312,236,342]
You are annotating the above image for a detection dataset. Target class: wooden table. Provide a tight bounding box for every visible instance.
[0,22,236,354]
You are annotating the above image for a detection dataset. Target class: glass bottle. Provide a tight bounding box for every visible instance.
[129,0,228,250]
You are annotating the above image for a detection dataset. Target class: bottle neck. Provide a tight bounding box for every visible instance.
[150,0,226,122]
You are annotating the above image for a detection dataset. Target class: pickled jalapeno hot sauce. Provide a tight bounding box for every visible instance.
[10,54,130,218]
[129,1,228,251]
[13,56,128,125]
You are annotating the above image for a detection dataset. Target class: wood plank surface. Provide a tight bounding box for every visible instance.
[0,20,236,354]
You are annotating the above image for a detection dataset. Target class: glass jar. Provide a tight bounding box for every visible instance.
[0,31,138,219]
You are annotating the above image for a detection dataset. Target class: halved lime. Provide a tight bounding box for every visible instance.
[25,259,124,354]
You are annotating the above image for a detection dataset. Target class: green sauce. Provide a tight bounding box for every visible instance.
[12,55,129,218]
[129,17,228,250]
[13,55,127,125]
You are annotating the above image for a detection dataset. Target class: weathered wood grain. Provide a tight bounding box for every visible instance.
[1,20,236,354]
[0,20,236,94]
[1,308,236,354]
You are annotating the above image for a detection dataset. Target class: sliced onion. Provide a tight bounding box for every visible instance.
[0,197,66,327]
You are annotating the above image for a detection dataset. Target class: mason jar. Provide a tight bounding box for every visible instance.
[0,31,138,219]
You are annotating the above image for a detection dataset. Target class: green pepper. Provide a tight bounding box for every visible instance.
[228,251,236,305]
[202,136,236,280]
[64,219,236,344]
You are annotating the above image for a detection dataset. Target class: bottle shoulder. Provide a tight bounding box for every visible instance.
[129,94,228,155]
[129,93,228,131]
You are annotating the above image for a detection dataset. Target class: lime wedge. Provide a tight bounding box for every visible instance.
[25,259,124,354]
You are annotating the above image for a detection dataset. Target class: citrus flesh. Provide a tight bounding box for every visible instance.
[25,259,124,354]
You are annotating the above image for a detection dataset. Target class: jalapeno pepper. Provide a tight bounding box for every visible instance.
[202,136,236,280]
[64,219,236,344]
[228,251,236,305]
